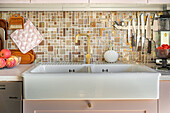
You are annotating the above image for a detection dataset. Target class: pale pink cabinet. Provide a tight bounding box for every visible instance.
[159,81,170,113]
[0,0,30,3]
[23,100,157,113]
[90,0,147,4]
[31,0,88,3]
[148,0,170,4]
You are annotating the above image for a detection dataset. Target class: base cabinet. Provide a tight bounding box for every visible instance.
[23,100,157,113]
[159,81,170,113]
[0,82,22,113]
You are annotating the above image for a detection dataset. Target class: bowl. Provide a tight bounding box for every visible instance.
[156,49,170,59]
[6,56,21,68]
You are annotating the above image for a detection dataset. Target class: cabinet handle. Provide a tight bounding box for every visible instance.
[87,101,93,109]
[0,85,5,90]
[9,97,18,99]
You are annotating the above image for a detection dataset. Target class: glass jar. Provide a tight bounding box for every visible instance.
[158,18,170,31]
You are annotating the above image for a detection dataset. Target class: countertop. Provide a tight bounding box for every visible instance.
[0,64,33,81]
[144,63,170,80]
[0,63,169,81]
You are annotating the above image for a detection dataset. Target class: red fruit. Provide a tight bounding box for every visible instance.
[164,46,169,49]
[161,44,168,49]
[6,57,16,68]
[0,49,11,59]
[157,47,163,49]
[168,46,170,49]
[10,56,19,66]
[0,58,6,68]
[162,44,168,47]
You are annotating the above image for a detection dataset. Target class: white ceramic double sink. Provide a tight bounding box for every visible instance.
[23,64,160,100]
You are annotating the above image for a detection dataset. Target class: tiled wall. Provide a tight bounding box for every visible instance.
[0,11,160,63]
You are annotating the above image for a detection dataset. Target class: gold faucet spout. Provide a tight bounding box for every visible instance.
[75,34,79,43]
[75,34,91,64]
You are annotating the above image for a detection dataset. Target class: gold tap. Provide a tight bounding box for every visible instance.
[75,34,91,64]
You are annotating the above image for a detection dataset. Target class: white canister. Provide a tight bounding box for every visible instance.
[104,50,118,63]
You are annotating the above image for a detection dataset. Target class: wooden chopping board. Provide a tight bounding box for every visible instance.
[0,19,8,40]
[10,49,36,64]
[0,28,6,49]
[0,40,1,51]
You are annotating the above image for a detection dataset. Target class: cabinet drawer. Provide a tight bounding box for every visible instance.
[35,111,145,113]
[23,100,157,113]
[148,0,170,4]
[0,100,22,113]
[0,0,30,3]
[0,82,22,100]
[31,0,88,3]
[90,0,147,4]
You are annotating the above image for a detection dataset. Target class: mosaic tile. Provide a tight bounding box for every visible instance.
[0,11,159,63]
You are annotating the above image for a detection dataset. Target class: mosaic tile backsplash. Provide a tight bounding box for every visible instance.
[0,11,160,63]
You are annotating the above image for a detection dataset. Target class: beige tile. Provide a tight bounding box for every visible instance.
[1,11,158,63]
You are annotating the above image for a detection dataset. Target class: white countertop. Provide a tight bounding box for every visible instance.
[0,64,33,81]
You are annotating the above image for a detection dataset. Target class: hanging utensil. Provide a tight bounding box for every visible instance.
[146,14,152,54]
[137,13,141,51]
[141,14,145,51]
[150,14,157,60]
[153,14,159,48]
[132,19,136,51]
[8,14,24,30]
[128,20,131,45]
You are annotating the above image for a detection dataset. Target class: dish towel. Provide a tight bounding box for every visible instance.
[10,19,42,54]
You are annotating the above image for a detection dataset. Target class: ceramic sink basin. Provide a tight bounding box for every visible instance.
[30,64,88,73]
[90,64,155,73]
[23,64,160,100]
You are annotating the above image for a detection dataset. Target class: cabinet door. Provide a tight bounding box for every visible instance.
[0,82,22,113]
[0,0,30,3]
[31,0,88,3]
[148,0,170,4]
[159,81,170,113]
[23,100,157,113]
[0,82,22,100]
[90,0,147,4]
